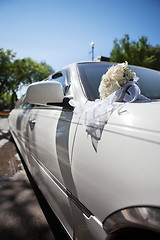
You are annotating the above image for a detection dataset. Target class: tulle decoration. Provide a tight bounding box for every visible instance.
[69,82,149,141]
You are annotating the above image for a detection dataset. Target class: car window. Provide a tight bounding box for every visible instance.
[130,66,160,99]
[78,63,160,101]
[15,95,26,109]
[78,62,113,101]
[51,71,70,95]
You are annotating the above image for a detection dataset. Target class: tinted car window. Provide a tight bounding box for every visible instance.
[78,62,112,101]
[52,72,65,90]
[130,66,160,99]
[78,62,160,101]
[51,71,70,95]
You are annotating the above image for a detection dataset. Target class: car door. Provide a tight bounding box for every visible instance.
[25,71,78,239]
[9,99,32,170]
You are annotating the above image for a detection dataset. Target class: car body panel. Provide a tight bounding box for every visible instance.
[9,62,160,239]
[72,108,160,222]
[22,106,78,238]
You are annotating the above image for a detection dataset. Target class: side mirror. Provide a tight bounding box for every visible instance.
[25,80,64,105]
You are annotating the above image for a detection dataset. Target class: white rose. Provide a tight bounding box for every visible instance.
[99,74,120,99]
[110,65,124,82]
[98,61,139,100]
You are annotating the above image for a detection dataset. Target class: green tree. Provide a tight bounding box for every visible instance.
[12,58,53,86]
[110,34,160,71]
[0,92,12,110]
[0,48,54,109]
[0,48,16,95]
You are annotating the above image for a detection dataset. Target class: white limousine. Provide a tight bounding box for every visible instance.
[9,62,160,240]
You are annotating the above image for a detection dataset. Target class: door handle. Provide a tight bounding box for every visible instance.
[28,119,36,130]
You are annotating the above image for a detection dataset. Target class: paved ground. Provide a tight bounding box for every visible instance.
[0,119,22,179]
[0,118,56,240]
[0,171,55,240]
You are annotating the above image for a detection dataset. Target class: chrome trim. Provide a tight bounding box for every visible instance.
[28,118,36,131]
[103,207,160,234]
[69,191,92,218]
[29,151,93,219]
[29,151,68,194]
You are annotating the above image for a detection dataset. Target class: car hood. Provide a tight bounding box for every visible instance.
[107,100,160,143]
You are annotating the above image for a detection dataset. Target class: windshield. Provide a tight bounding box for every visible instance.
[78,62,160,101]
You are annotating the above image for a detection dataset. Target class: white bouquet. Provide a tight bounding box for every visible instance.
[70,61,148,143]
[99,61,139,100]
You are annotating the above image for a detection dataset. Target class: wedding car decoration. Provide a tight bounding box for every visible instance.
[70,62,149,142]
[98,61,139,99]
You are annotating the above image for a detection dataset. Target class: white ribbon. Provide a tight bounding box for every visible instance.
[69,82,149,141]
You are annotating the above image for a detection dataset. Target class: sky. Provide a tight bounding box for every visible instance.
[0,0,160,72]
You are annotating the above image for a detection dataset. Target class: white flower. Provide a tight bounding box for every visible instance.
[99,61,139,100]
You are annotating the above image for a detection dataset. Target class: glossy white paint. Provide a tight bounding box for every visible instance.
[71,101,160,221]
[9,62,160,239]
[25,80,64,105]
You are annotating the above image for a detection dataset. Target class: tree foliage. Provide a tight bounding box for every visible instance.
[110,34,160,71]
[0,48,54,109]
[0,48,16,94]
[0,92,11,111]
